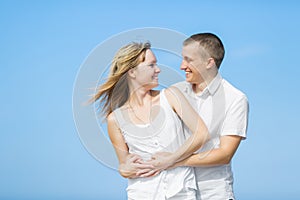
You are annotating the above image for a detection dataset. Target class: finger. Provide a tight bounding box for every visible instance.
[139,169,158,177]
[129,155,141,163]
[151,170,161,177]
[136,168,153,176]
[135,163,154,169]
[135,159,145,164]
[140,159,156,165]
[128,154,139,161]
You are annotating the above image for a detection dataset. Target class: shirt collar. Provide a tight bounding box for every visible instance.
[184,73,223,97]
[207,73,222,95]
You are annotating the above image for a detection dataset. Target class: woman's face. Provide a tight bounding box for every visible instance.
[134,49,161,89]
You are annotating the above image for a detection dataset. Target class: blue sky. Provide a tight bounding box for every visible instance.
[1,1,300,199]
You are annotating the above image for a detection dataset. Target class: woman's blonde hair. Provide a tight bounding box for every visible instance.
[91,42,151,117]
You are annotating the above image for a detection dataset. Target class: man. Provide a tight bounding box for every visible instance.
[120,33,249,200]
[169,32,249,199]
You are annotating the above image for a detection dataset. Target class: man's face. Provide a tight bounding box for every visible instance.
[180,42,209,85]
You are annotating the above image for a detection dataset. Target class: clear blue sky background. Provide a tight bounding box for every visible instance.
[1,1,300,199]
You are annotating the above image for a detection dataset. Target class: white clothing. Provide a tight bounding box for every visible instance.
[173,73,249,200]
[114,89,197,200]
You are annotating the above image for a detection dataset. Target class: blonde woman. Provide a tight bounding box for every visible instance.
[92,42,209,200]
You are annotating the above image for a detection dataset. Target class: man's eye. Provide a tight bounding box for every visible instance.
[184,57,192,63]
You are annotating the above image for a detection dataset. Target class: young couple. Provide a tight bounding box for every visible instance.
[92,33,249,200]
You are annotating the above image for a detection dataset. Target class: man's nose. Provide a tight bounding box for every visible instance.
[180,61,187,70]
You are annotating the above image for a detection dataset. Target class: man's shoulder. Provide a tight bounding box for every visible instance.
[222,79,247,101]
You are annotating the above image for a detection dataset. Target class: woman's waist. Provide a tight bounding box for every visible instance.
[128,166,196,187]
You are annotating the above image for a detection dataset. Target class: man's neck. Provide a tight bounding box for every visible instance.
[192,82,207,94]
[192,72,218,94]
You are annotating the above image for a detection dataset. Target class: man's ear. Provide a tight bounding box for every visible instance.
[206,58,216,69]
[128,68,136,79]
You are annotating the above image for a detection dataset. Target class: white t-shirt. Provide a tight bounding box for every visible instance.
[113,89,197,200]
[173,73,249,200]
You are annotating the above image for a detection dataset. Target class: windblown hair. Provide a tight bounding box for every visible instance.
[91,42,151,118]
[183,33,225,69]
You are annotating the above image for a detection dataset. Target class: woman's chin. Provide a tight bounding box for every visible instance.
[152,81,159,88]
[145,82,159,89]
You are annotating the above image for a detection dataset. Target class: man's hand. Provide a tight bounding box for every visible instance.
[136,152,174,177]
[119,154,154,178]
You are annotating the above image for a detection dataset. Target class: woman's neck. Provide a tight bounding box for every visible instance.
[128,89,152,107]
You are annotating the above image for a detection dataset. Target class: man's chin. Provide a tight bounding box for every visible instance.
[185,78,193,83]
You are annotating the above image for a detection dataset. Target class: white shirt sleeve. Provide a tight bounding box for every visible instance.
[221,95,249,138]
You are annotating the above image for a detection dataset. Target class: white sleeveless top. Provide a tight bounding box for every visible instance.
[113,89,196,199]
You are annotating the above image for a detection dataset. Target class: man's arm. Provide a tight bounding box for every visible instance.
[141,87,209,171]
[176,94,248,167]
[138,90,248,175]
[135,87,209,177]
[135,139,243,177]
[176,135,242,167]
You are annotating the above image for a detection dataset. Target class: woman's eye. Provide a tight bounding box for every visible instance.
[149,64,156,68]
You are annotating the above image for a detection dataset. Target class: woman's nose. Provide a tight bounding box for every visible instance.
[155,65,161,73]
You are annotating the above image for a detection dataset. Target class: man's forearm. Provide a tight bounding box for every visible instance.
[176,135,242,167]
[176,148,232,167]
